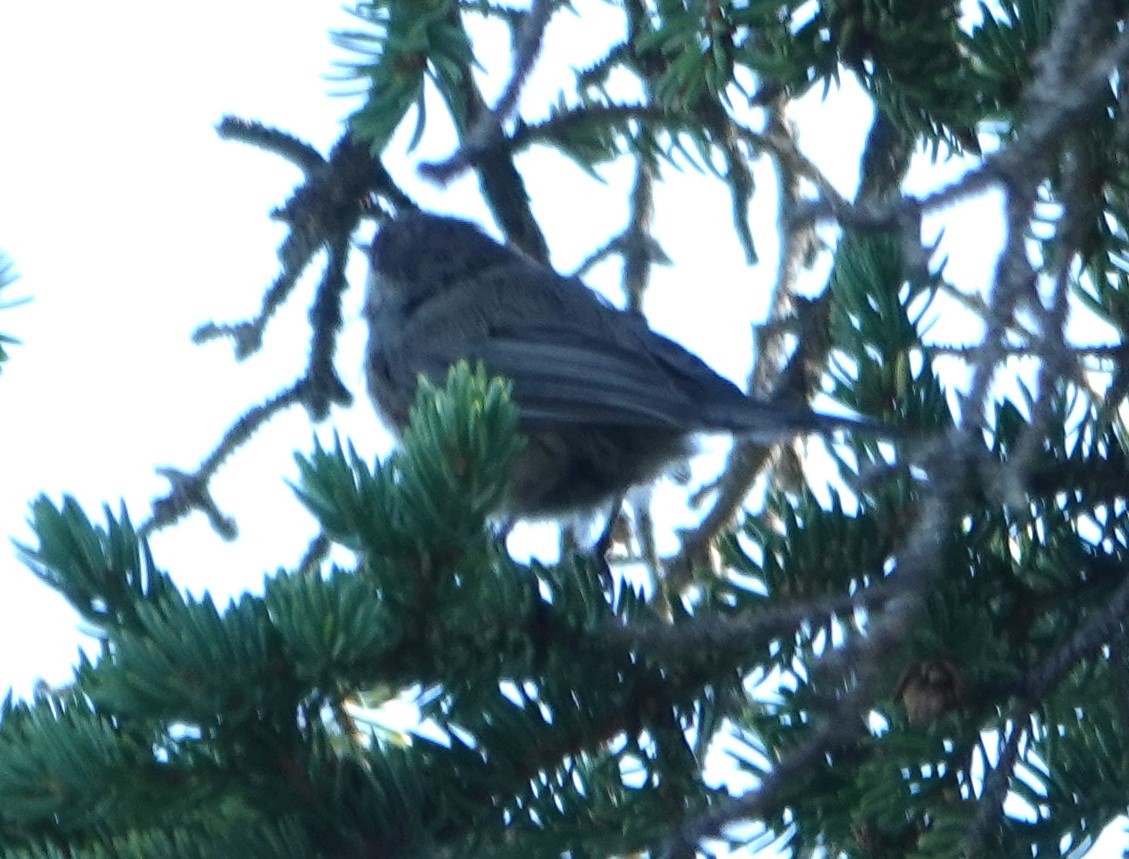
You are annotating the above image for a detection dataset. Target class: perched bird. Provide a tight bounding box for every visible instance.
[365,210,881,519]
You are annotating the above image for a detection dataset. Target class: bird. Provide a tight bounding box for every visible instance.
[364,209,884,519]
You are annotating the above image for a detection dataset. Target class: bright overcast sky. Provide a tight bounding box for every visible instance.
[6,3,1120,855]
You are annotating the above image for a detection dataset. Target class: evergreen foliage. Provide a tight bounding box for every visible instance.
[0,252,19,374]
[7,0,1129,857]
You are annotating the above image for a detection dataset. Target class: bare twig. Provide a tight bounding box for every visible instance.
[795,26,1129,233]
[961,722,1026,857]
[925,341,1125,359]
[728,119,848,209]
[303,235,354,421]
[605,570,900,656]
[667,108,908,591]
[419,0,555,185]
[938,3,1129,849]
[620,157,660,314]
[1025,563,1129,700]
[413,1,550,262]
[296,532,332,577]
[149,125,408,538]
[141,380,307,537]
[216,116,326,175]
[960,562,1129,855]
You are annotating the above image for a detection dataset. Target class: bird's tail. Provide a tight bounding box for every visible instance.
[708,398,894,443]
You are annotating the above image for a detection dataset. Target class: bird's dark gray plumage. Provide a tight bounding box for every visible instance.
[364,210,877,518]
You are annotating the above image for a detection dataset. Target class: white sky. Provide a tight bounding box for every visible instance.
[0,2,1123,856]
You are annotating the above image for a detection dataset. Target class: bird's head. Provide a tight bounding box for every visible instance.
[366,210,513,313]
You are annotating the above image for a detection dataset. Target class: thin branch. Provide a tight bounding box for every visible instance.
[419,0,555,185]
[141,380,307,538]
[604,572,899,656]
[665,105,807,591]
[963,556,1129,855]
[1005,0,1120,475]
[665,441,775,589]
[511,101,672,148]
[1025,562,1129,699]
[666,108,906,591]
[961,722,1026,857]
[494,0,555,124]
[149,126,404,538]
[968,181,1041,430]
[296,533,332,577]
[612,153,675,610]
[302,237,354,421]
[503,102,849,209]
[728,119,848,210]
[934,279,1039,340]
[660,111,946,857]
[952,6,1129,847]
[570,238,620,279]
[706,104,757,264]
[414,2,550,261]
[193,127,403,365]
[621,157,659,314]
[216,116,326,175]
[193,265,310,359]
[793,26,1129,232]
[924,341,1120,359]
[664,481,957,854]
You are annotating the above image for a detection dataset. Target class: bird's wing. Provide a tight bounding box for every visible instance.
[409,321,708,430]
[407,318,875,437]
